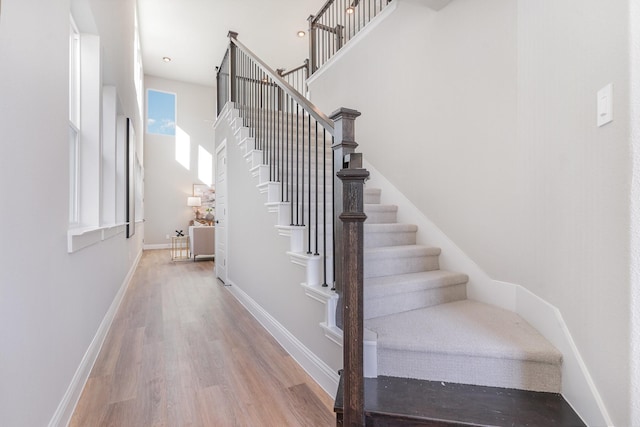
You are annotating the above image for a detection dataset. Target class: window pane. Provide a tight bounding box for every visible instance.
[69,18,80,127]
[69,125,79,223]
[147,89,176,136]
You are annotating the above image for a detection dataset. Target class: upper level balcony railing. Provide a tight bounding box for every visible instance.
[308,0,392,74]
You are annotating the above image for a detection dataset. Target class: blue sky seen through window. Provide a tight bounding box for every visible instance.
[147,89,176,136]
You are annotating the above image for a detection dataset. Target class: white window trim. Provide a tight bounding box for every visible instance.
[69,15,81,225]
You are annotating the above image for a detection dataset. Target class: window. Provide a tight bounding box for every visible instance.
[147,89,176,136]
[69,16,80,224]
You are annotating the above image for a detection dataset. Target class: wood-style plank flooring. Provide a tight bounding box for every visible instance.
[70,250,335,426]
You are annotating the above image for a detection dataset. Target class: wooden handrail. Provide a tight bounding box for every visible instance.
[277,59,309,78]
[228,32,334,134]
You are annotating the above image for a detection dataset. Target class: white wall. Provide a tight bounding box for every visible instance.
[517,2,631,425]
[308,0,633,425]
[0,0,144,425]
[215,112,342,393]
[630,1,640,425]
[144,76,216,245]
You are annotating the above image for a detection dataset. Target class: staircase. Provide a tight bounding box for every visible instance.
[363,187,563,393]
[331,186,584,425]
[217,31,585,426]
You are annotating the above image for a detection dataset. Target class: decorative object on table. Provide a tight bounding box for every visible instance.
[193,184,215,213]
[175,230,184,237]
[204,206,214,221]
[187,196,202,219]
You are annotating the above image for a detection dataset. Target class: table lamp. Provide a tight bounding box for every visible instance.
[187,196,202,219]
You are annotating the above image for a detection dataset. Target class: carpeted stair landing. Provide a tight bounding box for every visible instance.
[362,187,563,393]
[366,300,562,392]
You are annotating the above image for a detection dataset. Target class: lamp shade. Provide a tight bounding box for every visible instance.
[187,196,202,207]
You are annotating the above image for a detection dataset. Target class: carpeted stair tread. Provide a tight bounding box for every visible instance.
[365,270,468,297]
[367,300,562,365]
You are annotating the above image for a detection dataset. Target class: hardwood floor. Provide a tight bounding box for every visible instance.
[70,250,335,427]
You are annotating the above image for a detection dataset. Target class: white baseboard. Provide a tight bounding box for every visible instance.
[48,248,143,427]
[225,278,340,397]
[513,283,612,427]
[363,159,608,426]
[143,243,170,250]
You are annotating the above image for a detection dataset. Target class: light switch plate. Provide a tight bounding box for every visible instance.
[597,83,613,127]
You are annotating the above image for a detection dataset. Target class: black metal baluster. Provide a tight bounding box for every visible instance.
[246,55,249,128]
[360,0,364,34]
[306,112,311,254]
[296,103,300,226]
[257,65,261,149]
[271,81,275,182]
[329,5,333,58]
[273,82,276,183]
[315,121,319,256]
[243,53,247,131]
[258,70,262,151]
[276,83,280,190]
[285,95,289,205]
[266,75,270,171]
[331,133,336,291]
[253,63,256,144]
[279,91,282,200]
[302,110,306,230]
[263,73,267,155]
[322,127,328,286]
[292,99,296,225]
[260,71,264,152]
[239,53,242,125]
[323,18,328,67]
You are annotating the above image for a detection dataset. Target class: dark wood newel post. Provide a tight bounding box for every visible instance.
[337,161,368,427]
[331,108,361,329]
[331,108,366,427]
[308,15,317,74]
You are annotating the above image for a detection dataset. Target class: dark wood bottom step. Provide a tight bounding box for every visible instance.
[334,374,585,426]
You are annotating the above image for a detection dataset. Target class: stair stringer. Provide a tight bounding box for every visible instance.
[363,159,610,427]
[227,106,378,376]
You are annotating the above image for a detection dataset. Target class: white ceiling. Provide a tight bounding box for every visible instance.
[137,0,327,87]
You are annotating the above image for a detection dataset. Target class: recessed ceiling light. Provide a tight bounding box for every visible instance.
[162,56,172,62]
[297,30,306,37]
[346,6,355,14]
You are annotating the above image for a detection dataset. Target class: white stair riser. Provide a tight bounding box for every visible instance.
[364,209,398,224]
[364,254,439,278]
[251,165,270,184]
[364,189,381,204]
[376,349,561,393]
[364,229,417,248]
[365,284,466,320]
